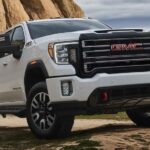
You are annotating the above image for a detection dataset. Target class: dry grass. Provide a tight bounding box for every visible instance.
[76,112,129,120]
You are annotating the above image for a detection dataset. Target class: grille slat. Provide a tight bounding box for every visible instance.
[84,54,150,60]
[82,44,110,48]
[143,47,150,50]
[84,58,150,65]
[143,43,150,46]
[83,49,110,53]
[80,33,150,75]
[83,37,150,43]
[84,64,150,73]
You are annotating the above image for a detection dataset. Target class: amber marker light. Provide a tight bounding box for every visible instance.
[48,43,54,58]
[30,60,37,65]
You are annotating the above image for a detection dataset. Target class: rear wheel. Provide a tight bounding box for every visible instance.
[26,82,74,139]
[126,108,150,127]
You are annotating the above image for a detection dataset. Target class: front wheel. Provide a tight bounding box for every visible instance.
[26,82,74,139]
[126,108,150,127]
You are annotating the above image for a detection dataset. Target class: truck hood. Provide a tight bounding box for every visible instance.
[34,28,144,45]
[34,29,101,44]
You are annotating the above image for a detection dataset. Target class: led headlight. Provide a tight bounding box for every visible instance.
[48,42,78,65]
[54,43,69,64]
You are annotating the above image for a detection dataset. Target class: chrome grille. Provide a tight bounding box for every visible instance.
[80,36,150,75]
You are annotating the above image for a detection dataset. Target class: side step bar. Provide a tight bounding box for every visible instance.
[0,105,26,114]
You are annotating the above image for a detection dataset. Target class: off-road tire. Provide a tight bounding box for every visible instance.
[126,108,150,127]
[26,82,74,139]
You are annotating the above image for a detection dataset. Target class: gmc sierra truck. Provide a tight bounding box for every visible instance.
[0,18,150,138]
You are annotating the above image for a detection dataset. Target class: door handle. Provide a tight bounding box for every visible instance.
[2,62,8,66]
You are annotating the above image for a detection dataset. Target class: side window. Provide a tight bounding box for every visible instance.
[0,30,14,58]
[11,27,25,49]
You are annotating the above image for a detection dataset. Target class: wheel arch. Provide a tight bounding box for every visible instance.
[24,60,49,97]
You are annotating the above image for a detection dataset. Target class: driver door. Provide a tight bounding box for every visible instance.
[0,26,26,104]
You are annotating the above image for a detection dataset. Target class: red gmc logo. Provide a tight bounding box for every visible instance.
[111,43,142,51]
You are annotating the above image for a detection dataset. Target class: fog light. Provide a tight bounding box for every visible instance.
[61,81,73,96]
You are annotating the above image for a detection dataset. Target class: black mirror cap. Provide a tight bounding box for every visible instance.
[12,46,22,59]
[0,44,22,59]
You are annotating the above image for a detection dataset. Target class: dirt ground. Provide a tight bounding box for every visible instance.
[0,116,150,150]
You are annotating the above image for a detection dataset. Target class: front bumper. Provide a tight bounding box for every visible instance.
[46,72,150,114]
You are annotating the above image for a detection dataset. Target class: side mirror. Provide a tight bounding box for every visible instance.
[12,46,22,59]
[0,34,22,59]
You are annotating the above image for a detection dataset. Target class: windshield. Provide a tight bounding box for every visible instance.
[27,19,110,39]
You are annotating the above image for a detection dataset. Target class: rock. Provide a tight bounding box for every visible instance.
[0,0,84,32]
[3,0,29,28]
[0,0,6,32]
[20,0,60,19]
[52,0,84,18]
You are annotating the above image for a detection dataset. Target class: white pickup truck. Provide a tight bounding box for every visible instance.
[0,18,150,138]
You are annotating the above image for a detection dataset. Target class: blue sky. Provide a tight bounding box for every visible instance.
[75,0,150,31]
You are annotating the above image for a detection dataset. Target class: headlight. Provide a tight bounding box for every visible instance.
[48,42,78,65]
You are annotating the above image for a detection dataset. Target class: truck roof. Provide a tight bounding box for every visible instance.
[26,18,91,23]
[4,18,93,33]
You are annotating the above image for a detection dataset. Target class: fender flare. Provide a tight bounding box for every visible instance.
[24,60,49,96]
[24,60,49,80]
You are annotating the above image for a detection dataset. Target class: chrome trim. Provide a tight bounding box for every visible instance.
[84,58,150,65]
[81,37,150,73]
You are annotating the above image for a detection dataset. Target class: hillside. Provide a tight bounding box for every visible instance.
[0,0,84,32]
